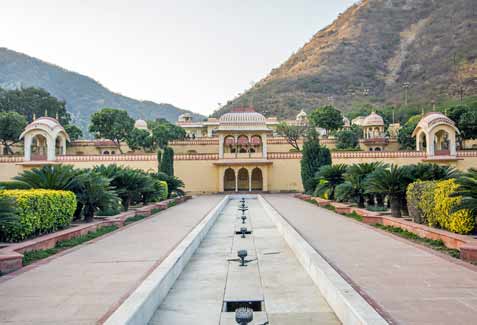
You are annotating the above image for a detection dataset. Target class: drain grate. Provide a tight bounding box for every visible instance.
[234,230,252,235]
[223,300,263,312]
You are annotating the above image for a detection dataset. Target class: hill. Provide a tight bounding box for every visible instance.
[0,48,204,132]
[214,0,477,118]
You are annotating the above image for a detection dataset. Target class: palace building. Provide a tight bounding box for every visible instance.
[1,108,476,194]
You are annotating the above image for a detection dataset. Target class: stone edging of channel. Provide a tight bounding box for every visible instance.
[103,195,230,325]
[259,195,388,325]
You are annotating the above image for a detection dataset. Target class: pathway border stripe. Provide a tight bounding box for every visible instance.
[259,195,389,325]
[103,195,230,325]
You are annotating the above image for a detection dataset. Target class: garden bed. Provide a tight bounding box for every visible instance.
[297,195,477,262]
[0,196,191,275]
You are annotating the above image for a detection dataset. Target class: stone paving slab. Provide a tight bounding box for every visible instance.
[264,194,477,325]
[0,195,223,324]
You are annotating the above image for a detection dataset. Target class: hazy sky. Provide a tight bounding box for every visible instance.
[1,0,357,115]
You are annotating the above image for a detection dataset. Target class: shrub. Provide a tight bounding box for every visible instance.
[159,181,168,200]
[160,147,174,176]
[407,181,431,224]
[419,181,438,227]
[300,139,331,194]
[0,181,31,189]
[0,189,76,242]
[335,181,354,202]
[433,180,474,234]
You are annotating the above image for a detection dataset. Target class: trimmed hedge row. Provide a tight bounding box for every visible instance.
[0,189,77,242]
[407,179,474,234]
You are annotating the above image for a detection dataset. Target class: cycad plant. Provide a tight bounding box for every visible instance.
[74,171,119,222]
[345,162,386,208]
[154,172,185,198]
[14,165,79,189]
[451,168,477,216]
[365,164,409,217]
[313,164,348,200]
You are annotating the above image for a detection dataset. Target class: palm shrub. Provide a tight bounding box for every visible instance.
[410,163,459,181]
[0,194,18,240]
[452,168,477,228]
[335,181,354,203]
[14,165,78,190]
[154,172,185,197]
[345,162,386,208]
[365,164,408,217]
[74,171,119,222]
[313,164,347,200]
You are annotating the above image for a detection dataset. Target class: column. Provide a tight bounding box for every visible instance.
[219,135,224,159]
[262,166,269,192]
[235,168,238,192]
[427,133,434,157]
[248,168,252,192]
[450,132,457,156]
[47,136,56,161]
[262,134,267,159]
[24,135,32,161]
[218,167,224,192]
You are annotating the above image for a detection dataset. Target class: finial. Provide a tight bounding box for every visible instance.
[44,109,48,117]
[33,112,36,120]
[56,112,59,120]
[421,107,425,115]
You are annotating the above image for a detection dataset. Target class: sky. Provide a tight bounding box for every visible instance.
[1,0,357,115]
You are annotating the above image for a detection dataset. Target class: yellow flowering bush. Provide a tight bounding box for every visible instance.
[0,189,76,242]
[433,180,474,234]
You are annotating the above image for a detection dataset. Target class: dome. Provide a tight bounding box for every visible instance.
[134,119,148,130]
[218,110,269,131]
[343,116,350,127]
[363,112,384,126]
[20,116,69,141]
[412,112,458,137]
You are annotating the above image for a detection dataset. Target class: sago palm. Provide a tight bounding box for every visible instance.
[14,164,79,190]
[365,164,408,217]
[313,164,348,200]
[345,162,386,208]
[452,168,477,215]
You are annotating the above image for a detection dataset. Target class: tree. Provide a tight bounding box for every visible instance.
[300,138,331,194]
[74,171,119,222]
[0,87,71,124]
[0,111,27,155]
[89,108,134,152]
[160,147,174,176]
[365,165,409,217]
[127,128,155,152]
[309,106,344,135]
[150,119,186,149]
[398,114,421,150]
[64,124,83,141]
[314,164,348,200]
[276,121,308,151]
[335,126,360,150]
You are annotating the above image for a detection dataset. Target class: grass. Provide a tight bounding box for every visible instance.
[22,225,118,266]
[151,207,162,214]
[374,224,461,259]
[324,205,336,212]
[344,211,363,222]
[305,199,318,205]
[123,214,147,226]
[167,200,177,208]
[366,205,388,212]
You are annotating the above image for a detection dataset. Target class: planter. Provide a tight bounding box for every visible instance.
[330,202,352,214]
[313,197,331,207]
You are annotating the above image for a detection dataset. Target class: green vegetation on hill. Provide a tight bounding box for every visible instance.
[0,48,204,134]
[215,0,477,118]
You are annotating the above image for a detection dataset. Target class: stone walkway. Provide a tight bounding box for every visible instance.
[0,195,223,324]
[264,194,477,325]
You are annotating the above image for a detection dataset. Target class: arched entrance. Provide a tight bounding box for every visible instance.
[237,168,249,191]
[224,168,235,191]
[434,130,450,155]
[31,134,48,160]
[251,168,263,191]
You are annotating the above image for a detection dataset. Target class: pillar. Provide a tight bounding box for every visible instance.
[426,134,434,157]
[262,134,267,159]
[24,135,32,161]
[219,167,224,192]
[450,132,457,156]
[219,135,224,159]
[248,168,252,192]
[262,166,269,192]
[235,168,238,192]
[47,136,55,161]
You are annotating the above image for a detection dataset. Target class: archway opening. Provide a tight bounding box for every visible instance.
[31,134,48,160]
[251,168,263,191]
[434,130,450,155]
[224,168,235,191]
[418,132,427,152]
[237,168,249,191]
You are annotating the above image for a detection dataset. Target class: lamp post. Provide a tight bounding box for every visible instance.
[402,82,410,107]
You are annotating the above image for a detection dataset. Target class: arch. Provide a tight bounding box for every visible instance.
[417,131,427,152]
[103,150,110,155]
[251,168,263,191]
[374,147,381,152]
[237,168,249,191]
[224,168,235,191]
[239,147,248,153]
[434,129,450,155]
[111,150,116,155]
[224,135,236,154]
[31,134,48,160]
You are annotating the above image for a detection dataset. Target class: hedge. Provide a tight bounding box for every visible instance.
[0,181,31,190]
[159,181,168,201]
[406,179,474,234]
[0,189,77,242]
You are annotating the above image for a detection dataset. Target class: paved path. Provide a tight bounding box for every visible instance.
[264,194,477,325]
[0,195,223,324]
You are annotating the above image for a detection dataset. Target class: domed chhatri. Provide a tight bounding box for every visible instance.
[20,116,70,162]
[134,119,148,130]
[363,112,384,126]
[413,112,459,158]
[296,109,307,121]
[218,108,269,131]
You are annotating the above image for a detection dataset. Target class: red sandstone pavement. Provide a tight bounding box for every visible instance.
[0,195,223,324]
[264,194,477,325]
